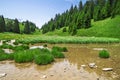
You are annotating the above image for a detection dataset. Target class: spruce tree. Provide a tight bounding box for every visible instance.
[6,21,13,32]
[24,20,30,34]
[79,0,83,11]
[0,15,6,32]
[13,19,20,33]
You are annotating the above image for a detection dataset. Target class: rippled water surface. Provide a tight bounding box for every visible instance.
[0,43,120,80]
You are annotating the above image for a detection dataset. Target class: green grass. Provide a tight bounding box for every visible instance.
[51,48,65,58]
[18,36,120,44]
[99,50,110,58]
[77,15,120,38]
[14,50,34,63]
[45,15,120,38]
[34,54,54,65]
[0,16,120,44]
[13,45,29,51]
[0,33,120,44]
[52,46,68,52]
[0,53,14,61]
[14,47,65,64]
[0,48,4,53]
[0,44,13,49]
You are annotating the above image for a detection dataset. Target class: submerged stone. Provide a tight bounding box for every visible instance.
[102,68,113,71]
[0,73,7,78]
[89,63,96,68]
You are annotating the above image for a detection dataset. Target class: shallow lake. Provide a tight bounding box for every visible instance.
[0,43,120,80]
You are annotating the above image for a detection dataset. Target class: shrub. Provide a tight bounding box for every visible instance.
[62,27,67,32]
[34,54,54,65]
[99,50,110,58]
[51,49,65,58]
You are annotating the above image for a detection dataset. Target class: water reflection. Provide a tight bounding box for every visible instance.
[0,43,120,80]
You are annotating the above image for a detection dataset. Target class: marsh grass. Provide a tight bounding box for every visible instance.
[13,41,19,45]
[13,45,29,51]
[34,54,54,65]
[0,40,66,65]
[14,51,34,63]
[0,44,13,49]
[51,49,65,58]
[14,49,55,64]
[99,50,110,58]
[0,33,120,44]
[0,53,14,61]
[0,48,4,53]
[52,46,68,52]
[43,44,47,47]
[17,36,120,44]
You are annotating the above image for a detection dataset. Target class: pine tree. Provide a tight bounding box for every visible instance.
[24,20,30,34]
[0,15,6,32]
[13,19,20,33]
[79,0,83,11]
[6,21,13,32]
[105,0,111,17]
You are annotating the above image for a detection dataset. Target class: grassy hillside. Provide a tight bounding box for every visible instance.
[77,15,120,38]
[46,16,120,38]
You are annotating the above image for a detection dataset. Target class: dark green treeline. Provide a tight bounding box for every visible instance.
[42,0,120,35]
[0,15,37,34]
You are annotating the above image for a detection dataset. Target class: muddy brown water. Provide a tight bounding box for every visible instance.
[0,43,120,80]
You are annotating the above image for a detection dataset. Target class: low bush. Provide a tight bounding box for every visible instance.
[62,27,67,32]
[99,50,110,58]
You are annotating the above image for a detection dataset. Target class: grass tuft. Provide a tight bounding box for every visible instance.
[99,50,110,58]
[52,46,68,52]
[51,49,65,58]
[34,54,54,65]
